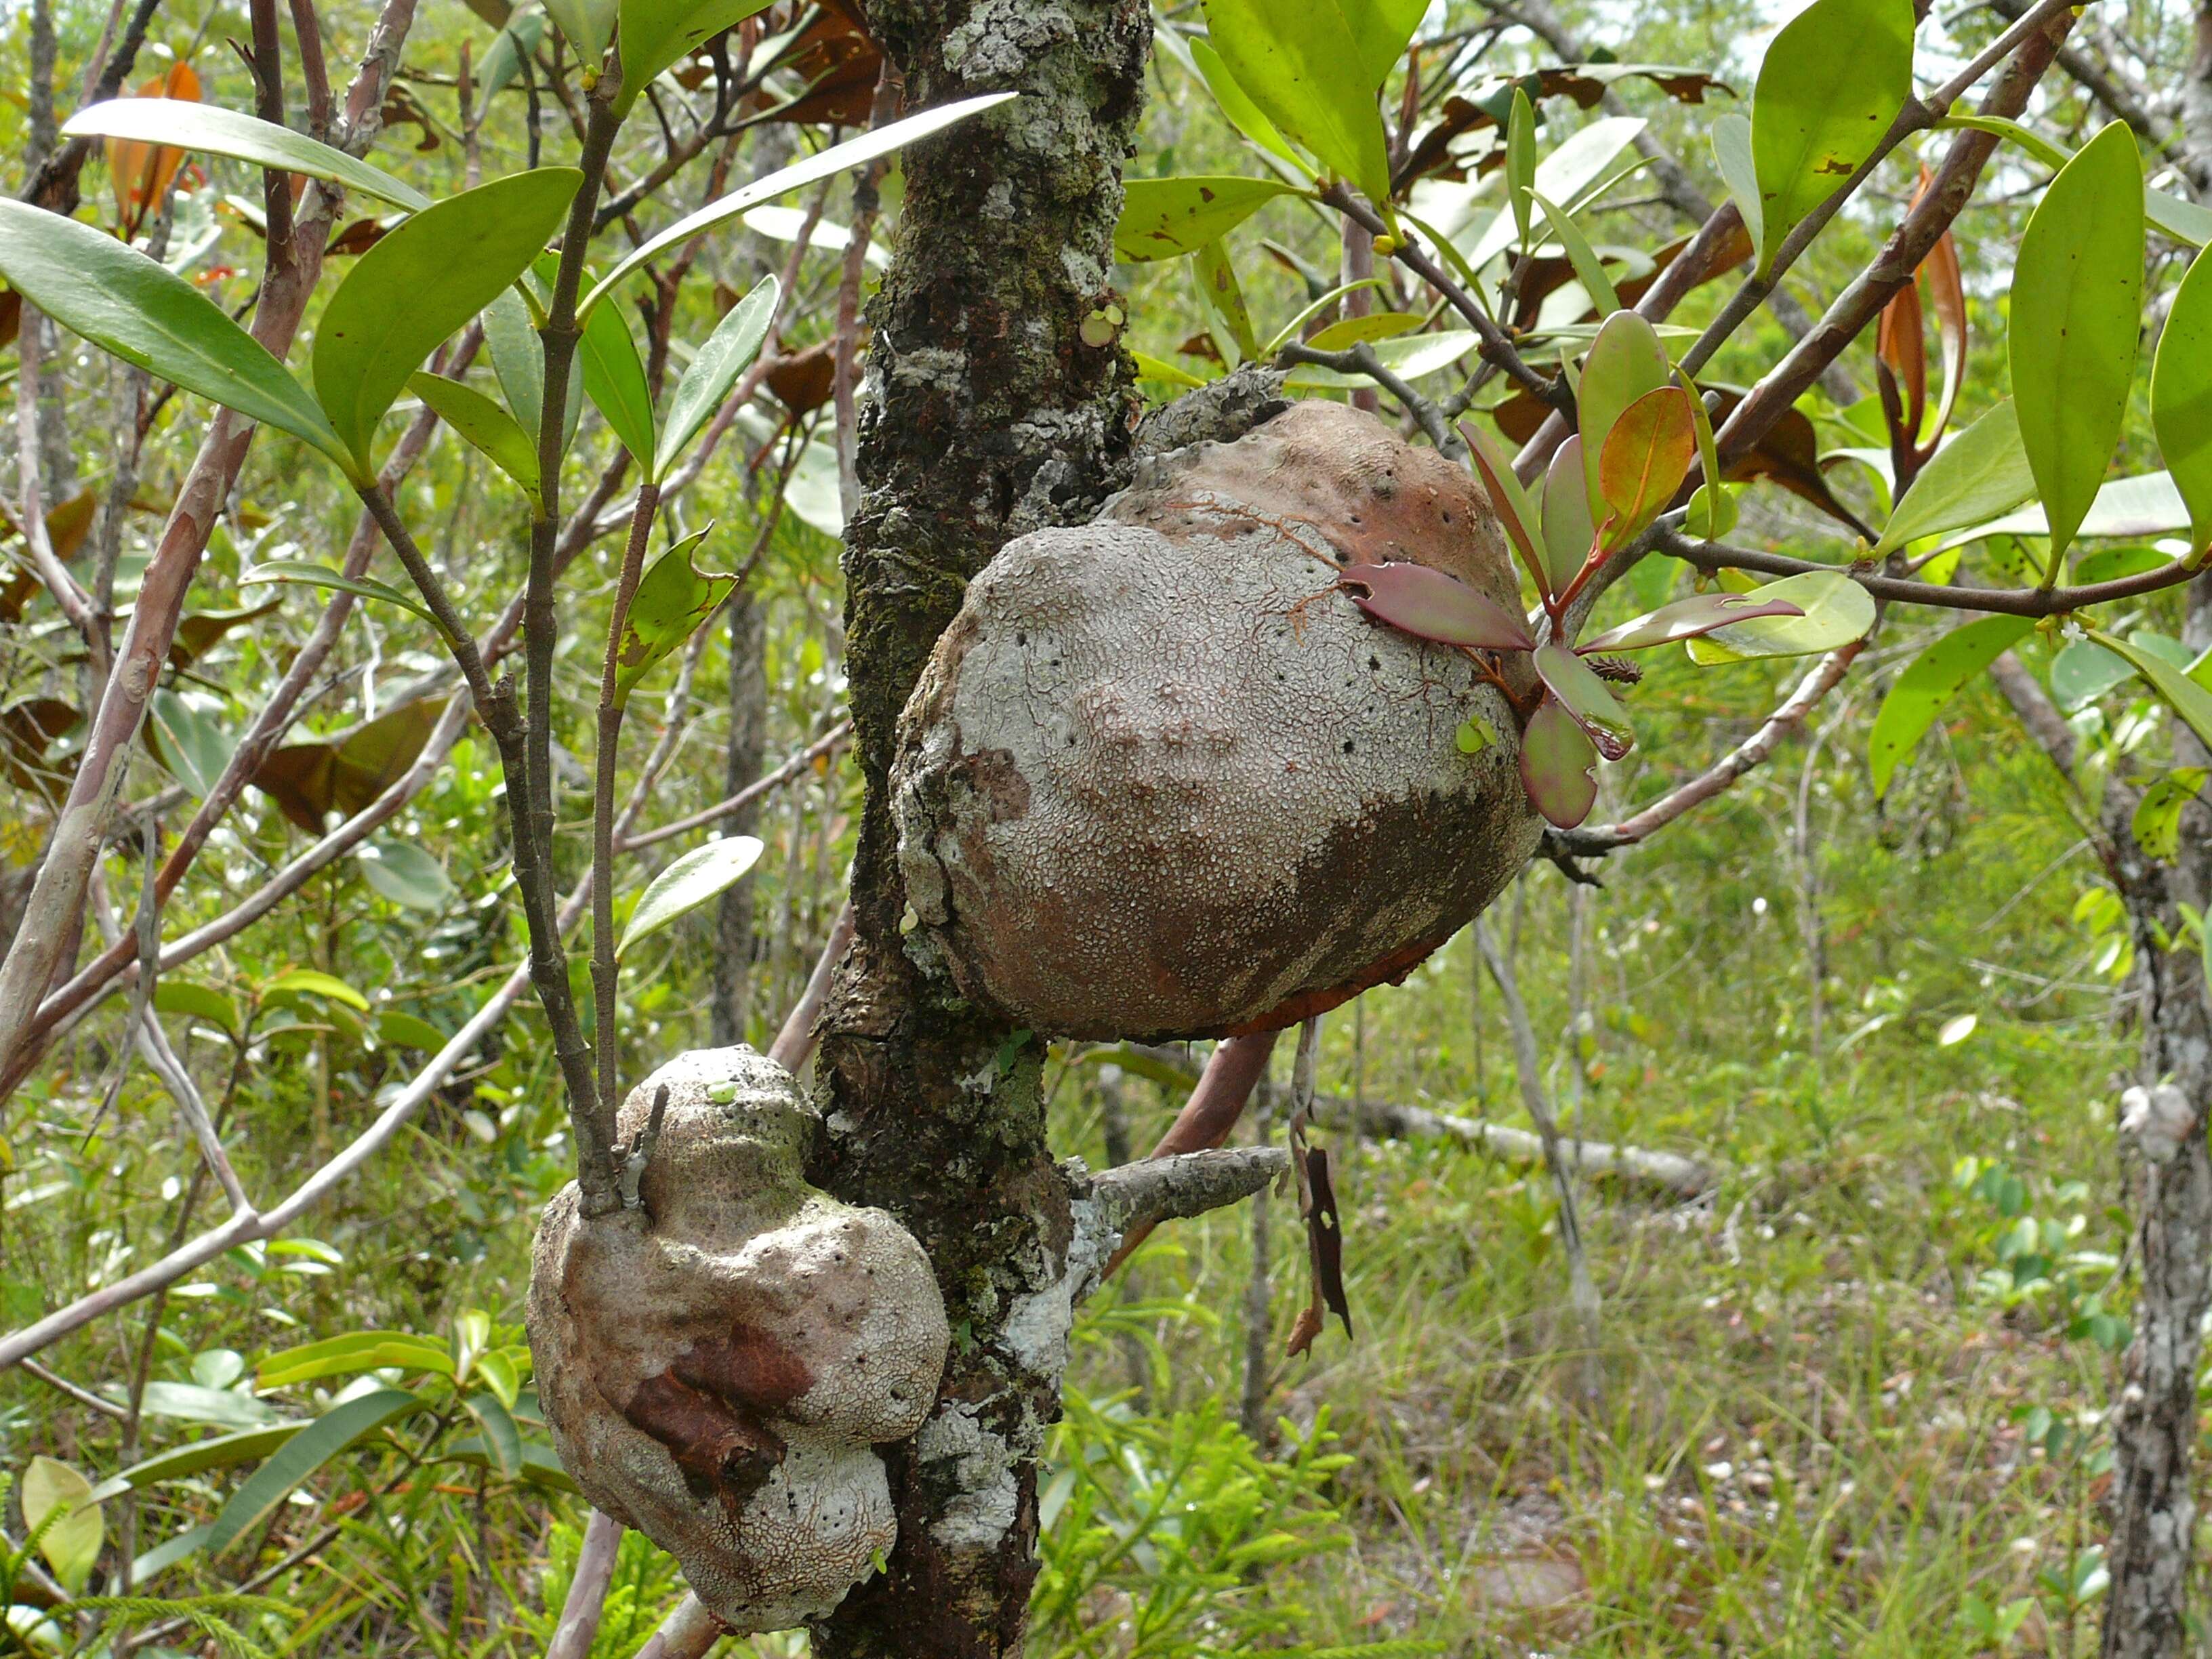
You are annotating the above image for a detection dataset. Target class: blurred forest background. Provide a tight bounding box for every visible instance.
[0,0,2198,1651]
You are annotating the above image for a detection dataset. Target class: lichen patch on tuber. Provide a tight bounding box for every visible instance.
[527,1047,950,1633]
[892,400,1544,1041]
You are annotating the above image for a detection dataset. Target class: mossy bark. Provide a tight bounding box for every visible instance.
[806,2,1149,1652]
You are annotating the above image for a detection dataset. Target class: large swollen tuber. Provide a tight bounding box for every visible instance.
[527,1047,950,1633]
[892,398,1544,1041]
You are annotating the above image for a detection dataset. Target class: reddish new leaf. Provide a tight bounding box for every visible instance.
[1518,695,1599,828]
[1535,640,1635,760]
[1343,562,1536,651]
[1595,384,1696,552]
[1580,591,1804,653]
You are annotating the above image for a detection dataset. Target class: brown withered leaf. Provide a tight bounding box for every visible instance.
[379,84,444,152]
[1,698,82,800]
[252,695,449,833]
[326,217,392,258]
[110,62,201,239]
[171,599,282,670]
[1396,68,1734,191]
[759,0,882,127]
[0,289,20,352]
[765,342,835,415]
[1306,1144,1353,1340]
[1176,332,1227,365]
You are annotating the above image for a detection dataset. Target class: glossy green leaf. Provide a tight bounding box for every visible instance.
[1686,570,1875,662]
[1540,438,1595,596]
[1519,696,1600,828]
[1679,369,1729,539]
[1463,118,1649,272]
[1933,471,2190,552]
[2152,247,2212,556]
[1581,591,1804,652]
[60,98,430,210]
[1711,112,1761,258]
[1193,239,1259,364]
[1943,113,2212,247]
[2133,769,2208,860]
[1873,400,2034,555]
[154,980,241,1033]
[241,558,438,624]
[441,1434,577,1491]
[1133,350,1207,389]
[23,1457,102,1593]
[584,96,1017,314]
[1867,615,2033,798]
[483,286,547,440]
[1577,310,1672,524]
[356,839,453,909]
[1535,641,1635,759]
[2049,638,2133,710]
[88,1425,308,1504]
[618,836,766,959]
[0,200,347,466]
[2087,627,2212,752]
[257,1328,453,1386]
[579,296,656,466]
[314,169,583,477]
[148,689,234,798]
[1199,0,1390,201]
[1337,0,1429,88]
[208,1387,422,1555]
[657,276,777,480]
[2011,121,2145,575]
[1749,0,1915,272]
[1190,37,1306,171]
[478,5,548,115]
[406,372,541,501]
[1507,89,1537,252]
[1302,310,1420,351]
[1530,189,1620,314]
[1279,327,1478,387]
[1342,561,1536,651]
[1597,383,1696,551]
[615,0,777,115]
[543,0,616,66]
[462,1391,523,1479]
[377,1010,451,1051]
[615,527,736,703]
[1116,176,1300,262]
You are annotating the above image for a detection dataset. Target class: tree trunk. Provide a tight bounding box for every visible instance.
[807,2,1149,1654]
[2100,575,2212,1659]
[711,592,768,1046]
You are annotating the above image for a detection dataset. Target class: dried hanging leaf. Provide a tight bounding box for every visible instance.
[1,698,83,799]
[251,697,449,833]
[765,341,835,414]
[108,62,201,238]
[757,0,882,127]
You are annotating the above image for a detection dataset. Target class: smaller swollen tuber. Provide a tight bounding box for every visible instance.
[527,1047,949,1633]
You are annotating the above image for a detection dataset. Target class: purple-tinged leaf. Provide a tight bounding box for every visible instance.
[1461,419,1551,598]
[1535,641,1635,760]
[1343,562,1536,651]
[1519,695,1599,828]
[1540,438,1595,597]
[1580,591,1803,653]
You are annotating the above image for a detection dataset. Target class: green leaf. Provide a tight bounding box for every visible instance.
[1463,418,1548,596]
[1679,369,1730,539]
[478,5,548,115]
[1530,190,1619,314]
[1711,112,1761,260]
[60,98,430,210]
[1336,0,1429,89]
[461,1392,523,1479]
[136,1380,284,1430]
[1190,37,1306,171]
[440,1435,577,1491]
[1540,438,1595,596]
[1748,0,1916,272]
[578,295,656,466]
[1597,383,1696,552]
[1535,641,1635,759]
[23,1457,102,1593]
[376,1010,451,1052]
[356,839,453,910]
[2050,638,2133,710]
[0,200,348,466]
[406,372,541,501]
[154,981,241,1034]
[657,276,777,480]
[1279,327,1478,387]
[614,0,777,115]
[258,1330,454,1387]
[1193,239,1259,363]
[1133,350,1206,389]
[1302,310,1420,351]
[241,558,439,624]
[1465,117,1649,272]
[208,1388,422,1555]
[2011,121,2145,575]
[543,0,617,66]
[1578,311,1672,524]
[1199,0,1390,202]
[1582,591,1804,653]
[583,96,1017,315]
[313,168,583,477]
[1873,401,2035,555]
[2152,247,2212,557]
[260,967,371,1012]
[148,689,234,798]
[483,286,546,440]
[1942,114,2212,247]
[1686,570,1875,662]
[615,527,736,704]
[1866,615,2034,798]
[1114,176,1300,262]
[88,1426,308,1505]
[2087,627,2212,752]
[1507,90,1537,253]
[618,836,766,959]
[1518,697,1599,828]
[2132,768,2209,860]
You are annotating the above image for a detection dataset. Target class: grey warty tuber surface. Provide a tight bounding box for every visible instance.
[527,1047,949,1633]
[893,398,1544,1042]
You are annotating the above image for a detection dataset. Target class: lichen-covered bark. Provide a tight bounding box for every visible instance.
[2100,577,2212,1659]
[806,2,1149,1652]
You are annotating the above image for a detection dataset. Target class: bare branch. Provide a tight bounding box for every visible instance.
[1088,1147,1292,1240]
[546,1510,625,1659]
